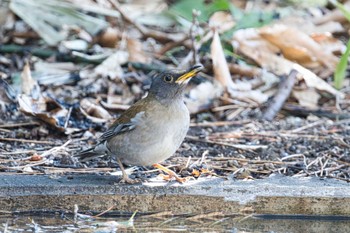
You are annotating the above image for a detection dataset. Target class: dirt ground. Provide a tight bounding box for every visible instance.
[1,0,350,184]
[1,96,349,183]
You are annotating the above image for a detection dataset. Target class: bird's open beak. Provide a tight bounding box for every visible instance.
[175,64,203,84]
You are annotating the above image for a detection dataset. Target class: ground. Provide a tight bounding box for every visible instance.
[1,106,349,183]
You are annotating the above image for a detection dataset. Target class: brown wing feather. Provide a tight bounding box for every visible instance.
[98,97,151,142]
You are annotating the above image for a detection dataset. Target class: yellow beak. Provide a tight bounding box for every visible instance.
[175,64,203,84]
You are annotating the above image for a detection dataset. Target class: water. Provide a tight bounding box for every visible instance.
[1,213,350,233]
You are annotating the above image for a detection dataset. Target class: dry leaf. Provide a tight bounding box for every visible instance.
[229,89,268,104]
[212,30,268,104]
[209,11,236,33]
[233,28,344,99]
[17,64,80,133]
[312,21,344,34]
[80,98,112,123]
[292,63,344,98]
[211,30,234,90]
[185,81,223,114]
[100,101,130,111]
[17,94,80,132]
[21,62,41,99]
[94,51,128,80]
[311,33,345,55]
[280,16,344,35]
[292,88,320,109]
[127,38,149,63]
[259,24,339,70]
[61,39,88,51]
[228,63,261,78]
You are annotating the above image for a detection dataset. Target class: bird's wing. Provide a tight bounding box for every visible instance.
[76,98,149,161]
[98,111,145,142]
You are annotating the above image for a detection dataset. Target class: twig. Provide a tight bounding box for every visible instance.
[108,0,186,43]
[39,140,72,158]
[210,157,293,165]
[0,150,37,156]
[262,69,298,121]
[289,120,324,133]
[64,107,73,129]
[190,120,250,127]
[2,140,72,171]
[3,160,49,170]
[200,150,209,165]
[157,37,189,56]
[186,135,267,150]
[212,166,272,174]
[142,211,173,219]
[187,212,224,222]
[185,156,191,169]
[229,131,328,140]
[40,167,116,174]
[0,122,40,128]
[0,128,11,133]
[280,154,307,167]
[321,157,330,177]
[158,217,180,227]
[310,165,346,175]
[283,103,350,120]
[94,205,116,217]
[0,138,56,144]
[306,157,320,170]
[0,44,104,64]
[190,9,200,65]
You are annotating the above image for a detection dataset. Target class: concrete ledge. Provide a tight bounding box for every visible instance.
[1,174,349,215]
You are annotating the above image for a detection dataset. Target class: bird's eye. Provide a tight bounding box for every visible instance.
[163,74,173,83]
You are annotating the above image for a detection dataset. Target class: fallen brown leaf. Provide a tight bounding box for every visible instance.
[21,61,41,99]
[80,98,112,123]
[292,88,320,109]
[211,30,234,90]
[259,24,339,70]
[209,11,236,33]
[94,51,128,80]
[233,28,344,99]
[127,38,150,63]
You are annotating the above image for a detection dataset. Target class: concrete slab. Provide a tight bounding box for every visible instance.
[0,174,349,216]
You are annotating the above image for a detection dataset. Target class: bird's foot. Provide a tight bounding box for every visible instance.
[158,173,188,183]
[153,163,187,183]
[118,175,139,184]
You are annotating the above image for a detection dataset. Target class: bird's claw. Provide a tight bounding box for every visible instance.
[118,176,139,184]
[158,173,188,183]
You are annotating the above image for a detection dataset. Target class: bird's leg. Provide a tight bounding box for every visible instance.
[117,158,136,184]
[153,163,187,183]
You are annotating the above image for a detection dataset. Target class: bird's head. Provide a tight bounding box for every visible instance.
[149,64,203,101]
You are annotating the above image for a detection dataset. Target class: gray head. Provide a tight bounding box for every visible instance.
[149,65,203,102]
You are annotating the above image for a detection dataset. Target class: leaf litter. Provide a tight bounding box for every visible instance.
[0,0,349,188]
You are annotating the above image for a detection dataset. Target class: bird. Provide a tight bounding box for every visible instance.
[77,65,203,183]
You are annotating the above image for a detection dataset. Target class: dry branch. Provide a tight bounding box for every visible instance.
[262,69,298,121]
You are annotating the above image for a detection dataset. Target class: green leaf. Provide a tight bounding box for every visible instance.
[229,3,243,21]
[235,11,275,30]
[334,39,350,89]
[330,0,350,89]
[169,0,230,22]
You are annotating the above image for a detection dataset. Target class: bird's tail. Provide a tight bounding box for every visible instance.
[75,142,108,162]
